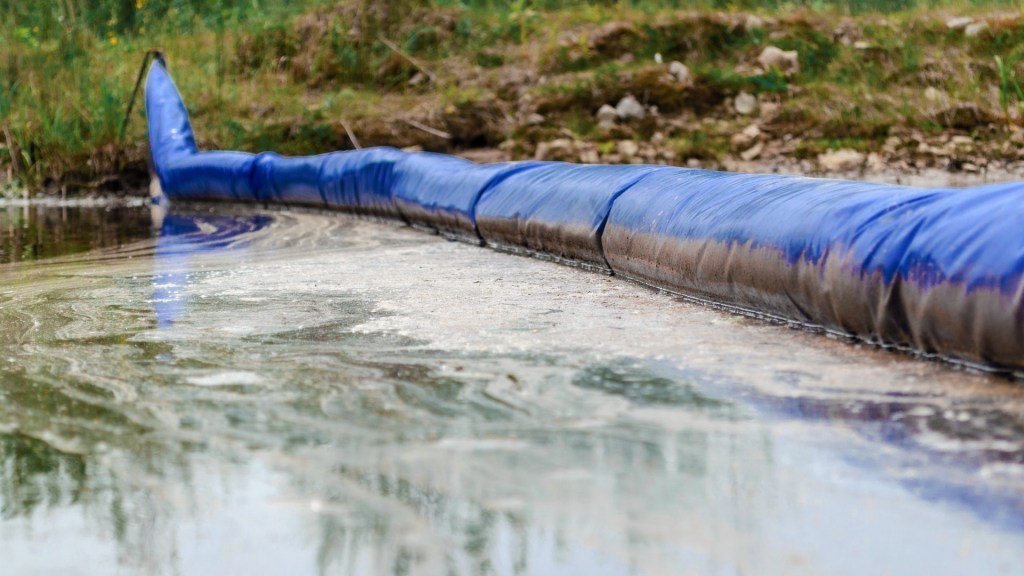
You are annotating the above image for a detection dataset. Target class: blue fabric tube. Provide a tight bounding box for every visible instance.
[146,63,259,201]
[159,152,258,201]
[319,147,406,217]
[604,169,1024,367]
[145,62,198,172]
[251,153,328,207]
[145,58,1024,369]
[392,152,545,241]
[475,163,666,269]
[146,62,404,213]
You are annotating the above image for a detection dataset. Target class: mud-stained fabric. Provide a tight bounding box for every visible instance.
[475,163,665,270]
[605,170,1024,368]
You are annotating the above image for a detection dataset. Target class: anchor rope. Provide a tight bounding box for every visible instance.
[119,50,166,146]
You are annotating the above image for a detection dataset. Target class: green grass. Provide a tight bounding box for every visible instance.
[2,0,1024,191]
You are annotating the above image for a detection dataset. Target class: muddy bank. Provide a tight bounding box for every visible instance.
[8,4,1024,194]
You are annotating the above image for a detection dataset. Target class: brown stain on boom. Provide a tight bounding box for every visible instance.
[603,225,1024,371]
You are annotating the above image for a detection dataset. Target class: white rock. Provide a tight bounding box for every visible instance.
[924,86,941,102]
[526,113,545,125]
[760,100,781,119]
[596,104,618,128]
[740,141,764,161]
[654,52,663,64]
[744,14,764,31]
[535,138,573,160]
[668,61,692,85]
[731,124,762,149]
[946,16,974,31]
[818,149,865,172]
[965,21,988,37]
[617,139,640,158]
[757,46,800,76]
[734,91,757,115]
[615,95,646,120]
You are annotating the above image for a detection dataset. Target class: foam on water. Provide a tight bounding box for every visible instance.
[0,205,1023,575]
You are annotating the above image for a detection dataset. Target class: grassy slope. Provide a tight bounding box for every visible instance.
[2,0,1024,194]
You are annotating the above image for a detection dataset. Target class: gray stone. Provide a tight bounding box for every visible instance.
[596,104,618,129]
[668,61,692,85]
[615,95,646,120]
[946,16,973,30]
[734,91,757,115]
[965,22,988,37]
[743,14,764,31]
[818,149,865,172]
[740,141,764,161]
[731,124,762,149]
[535,138,574,161]
[617,139,640,159]
[579,148,600,164]
[757,46,800,76]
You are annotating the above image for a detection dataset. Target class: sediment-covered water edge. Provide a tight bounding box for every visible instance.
[0,203,1022,575]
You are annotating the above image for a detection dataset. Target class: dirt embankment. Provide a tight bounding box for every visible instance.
[10,6,1024,194]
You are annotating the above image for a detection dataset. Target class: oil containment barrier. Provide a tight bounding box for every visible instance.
[145,59,1024,372]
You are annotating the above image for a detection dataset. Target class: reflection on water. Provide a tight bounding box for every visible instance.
[573,362,728,409]
[0,200,152,263]
[757,383,1024,532]
[154,213,273,328]
[0,433,86,520]
[0,204,1023,575]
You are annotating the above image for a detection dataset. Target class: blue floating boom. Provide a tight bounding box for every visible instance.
[145,59,1024,371]
[605,171,1024,367]
[476,163,667,270]
[251,153,329,207]
[392,152,544,241]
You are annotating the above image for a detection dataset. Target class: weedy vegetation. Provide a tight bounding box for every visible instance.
[2,0,1024,192]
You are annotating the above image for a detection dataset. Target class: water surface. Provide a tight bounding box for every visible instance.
[1,202,1023,575]
[0,198,152,264]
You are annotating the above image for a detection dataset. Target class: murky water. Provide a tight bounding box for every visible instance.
[0,198,153,264]
[1,201,1023,575]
